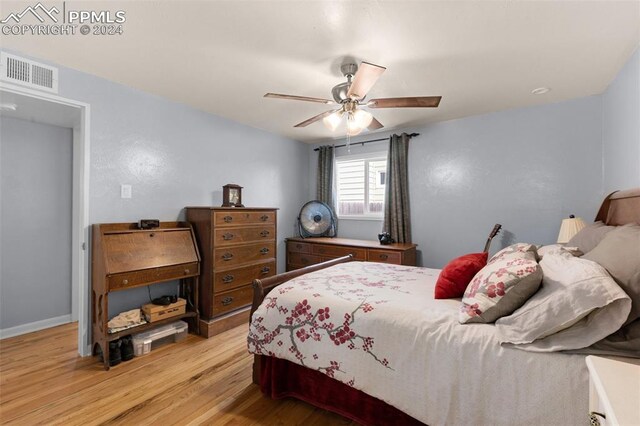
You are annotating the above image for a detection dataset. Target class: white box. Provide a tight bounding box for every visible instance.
[132,320,188,356]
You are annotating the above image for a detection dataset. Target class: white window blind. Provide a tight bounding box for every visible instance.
[335,153,387,218]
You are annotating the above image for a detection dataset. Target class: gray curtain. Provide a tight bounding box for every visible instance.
[316,145,335,205]
[383,133,412,243]
[316,145,337,235]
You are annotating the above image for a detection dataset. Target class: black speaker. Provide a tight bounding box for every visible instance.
[139,219,160,229]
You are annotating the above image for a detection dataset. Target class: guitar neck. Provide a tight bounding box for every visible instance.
[483,224,502,253]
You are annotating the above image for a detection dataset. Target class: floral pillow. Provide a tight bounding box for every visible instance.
[459,256,543,324]
[488,243,539,265]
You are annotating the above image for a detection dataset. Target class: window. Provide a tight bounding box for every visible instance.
[335,152,387,219]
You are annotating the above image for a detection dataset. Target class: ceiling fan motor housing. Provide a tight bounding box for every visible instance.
[331,63,359,103]
[332,82,350,103]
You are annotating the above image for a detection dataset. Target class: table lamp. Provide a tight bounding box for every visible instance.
[557,215,586,244]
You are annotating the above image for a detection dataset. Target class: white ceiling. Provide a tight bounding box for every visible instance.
[1,1,639,143]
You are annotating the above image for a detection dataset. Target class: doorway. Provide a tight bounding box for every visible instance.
[0,84,90,356]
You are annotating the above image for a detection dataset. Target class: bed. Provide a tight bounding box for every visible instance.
[248,189,640,426]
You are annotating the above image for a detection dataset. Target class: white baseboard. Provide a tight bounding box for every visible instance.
[0,314,72,339]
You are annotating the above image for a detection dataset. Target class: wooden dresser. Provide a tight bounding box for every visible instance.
[286,237,417,271]
[186,207,277,337]
[91,222,200,370]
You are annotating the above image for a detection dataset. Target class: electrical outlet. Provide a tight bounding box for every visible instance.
[121,184,132,199]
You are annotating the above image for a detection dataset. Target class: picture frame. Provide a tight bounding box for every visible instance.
[222,184,244,207]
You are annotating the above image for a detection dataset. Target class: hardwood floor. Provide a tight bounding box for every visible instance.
[0,322,356,425]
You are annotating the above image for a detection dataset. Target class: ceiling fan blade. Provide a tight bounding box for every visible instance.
[368,96,442,108]
[294,109,341,128]
[347,62,386,100]
[264,93,336,105]
[368,117,384,130]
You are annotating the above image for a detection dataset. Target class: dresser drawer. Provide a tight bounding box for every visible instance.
[368,249,402,264]
[108,262,199,291]
[311,244,367,260]
[214,226,275,246]
[213,211,276,227]
[213,285,253,316]
[213,261,275,292]
[287,241,311,254]
[214,242,276,268]
[288,252,322,267]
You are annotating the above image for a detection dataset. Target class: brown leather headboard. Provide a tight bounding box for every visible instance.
[594,188,640,225]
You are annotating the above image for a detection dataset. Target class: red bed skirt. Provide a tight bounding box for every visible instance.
[259,356,424,426]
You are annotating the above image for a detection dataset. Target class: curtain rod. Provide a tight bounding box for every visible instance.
[313,133,420,151]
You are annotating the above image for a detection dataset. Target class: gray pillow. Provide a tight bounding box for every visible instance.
[583,224,640,325]
[567,221,615,253]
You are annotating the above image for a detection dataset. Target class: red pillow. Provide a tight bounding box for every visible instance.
[434,252,488,299]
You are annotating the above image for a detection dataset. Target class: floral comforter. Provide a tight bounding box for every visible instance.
[247,261,588,426]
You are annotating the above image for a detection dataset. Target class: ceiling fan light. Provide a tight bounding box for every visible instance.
[323,111,343,131]
[346,115,364,135]
[352,109,373,129]
[346,126,363,136]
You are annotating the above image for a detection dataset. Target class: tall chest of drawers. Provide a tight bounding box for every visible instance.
[186,207,277,337]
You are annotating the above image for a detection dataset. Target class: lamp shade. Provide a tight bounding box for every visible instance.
[322,111,343,131]
[557,215,586,244]
[352,109,373,129]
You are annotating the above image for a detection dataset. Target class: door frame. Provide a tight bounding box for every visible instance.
[0,82,91,356]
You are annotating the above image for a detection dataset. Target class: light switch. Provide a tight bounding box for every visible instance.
[121,184,132,199]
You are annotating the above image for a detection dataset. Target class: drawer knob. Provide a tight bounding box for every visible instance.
[223,215,233,223]
[222,252,234,261]
[589,412,605,426]
[296,244,302,249]
[122,279,129,285]
[261,266,270,274]
[260,230,270,237]
[184,269,190,275]
[260,247,269,255]
[260,215,269,221]
[379,254,389,260]
[223,274,234,283]
[222,296,234,306]
[222,232,234,240]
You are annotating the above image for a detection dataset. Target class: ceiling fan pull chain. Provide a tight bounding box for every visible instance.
[346,115,352,153]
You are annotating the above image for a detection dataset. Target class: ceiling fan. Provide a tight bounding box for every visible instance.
[264,61,442,135]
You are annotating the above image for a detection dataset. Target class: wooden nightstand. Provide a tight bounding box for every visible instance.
[585,355,640,426]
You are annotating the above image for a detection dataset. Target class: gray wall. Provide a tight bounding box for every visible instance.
[1,117,73,329]
[310,96,604,268]
[602,48,640,193]
[3,50,310,326]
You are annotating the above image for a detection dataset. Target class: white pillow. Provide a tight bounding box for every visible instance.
[537,244,582,258]
[495,250,631,352]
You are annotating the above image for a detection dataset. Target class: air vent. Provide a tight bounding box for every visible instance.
[0,52,58,93]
